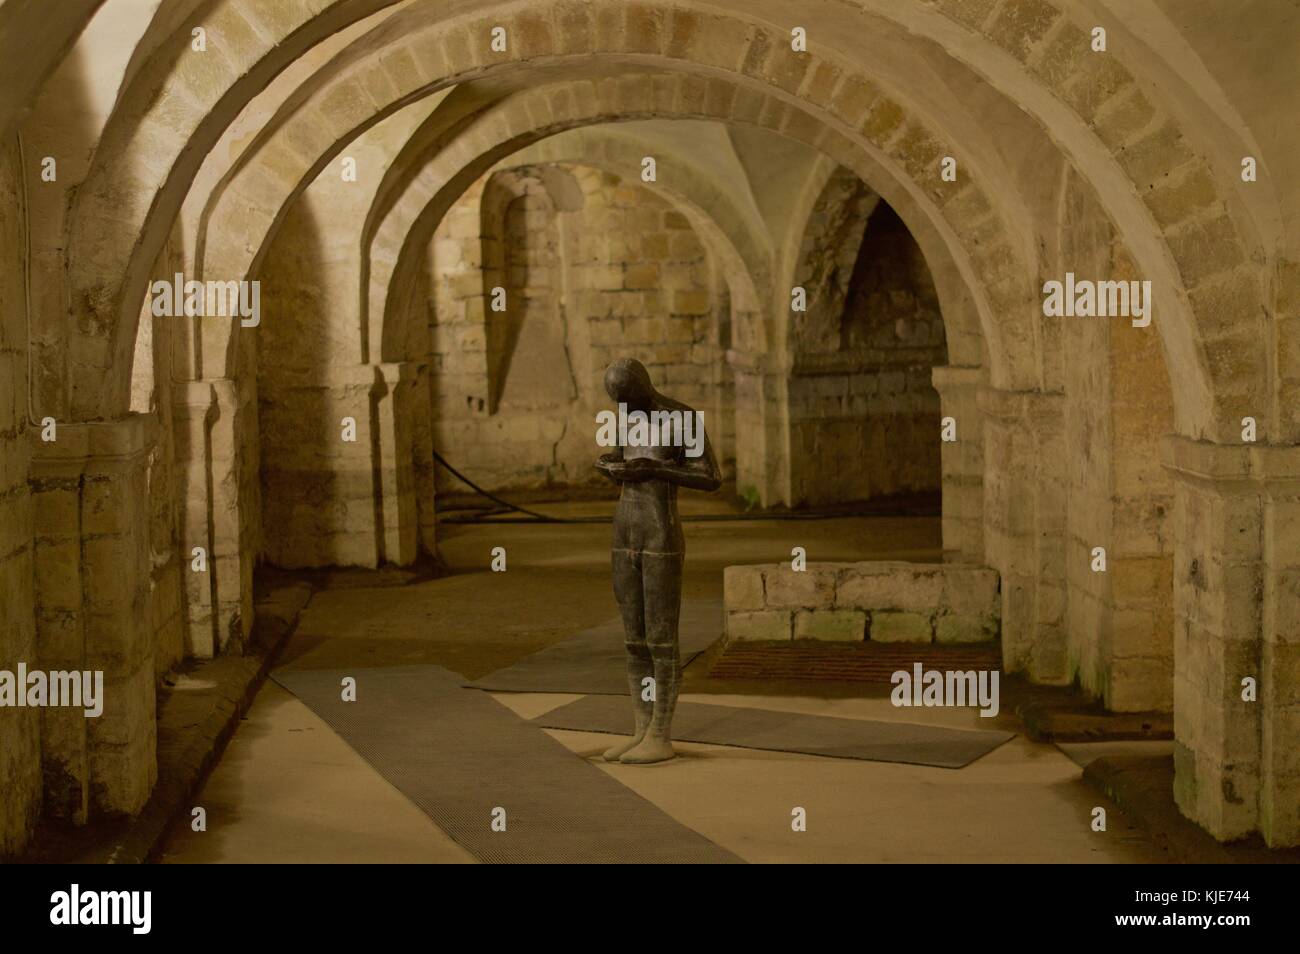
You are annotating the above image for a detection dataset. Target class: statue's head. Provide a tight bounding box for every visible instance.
[604,358,656,411]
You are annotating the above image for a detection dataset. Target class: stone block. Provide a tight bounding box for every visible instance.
[764,566,835,608]
[870,610,933,643]
[941,565,1000,614]
[38,705,87,822]
[36,609,81,667]
[1165,214,1244,285]
[671,290,710,315]
[861,97,904,144]
[794,609,866,642]
[726,610,792,643]
[723,565,765,611]
[1115,121,1193,192]
[935,613,997,643]
[1107,655,1174,713]
[32,483,77,537]
[81,475,130,536]
[836,562,945,611]
[34,540,81,612]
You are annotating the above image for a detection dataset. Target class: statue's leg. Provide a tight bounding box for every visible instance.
[619,551,683,764]
[604,547,652,762]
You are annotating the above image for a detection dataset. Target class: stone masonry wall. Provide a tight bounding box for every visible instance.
[1060,169,1117,701]
[0,140,41,856]
[724,561,1000,644]
[137,229,186,676]
[258,193,374,567]
[1059,170,1175,712]
[257,183,426,568]
[427,163,732,495]
[787,202,947,506]
[1102,246,1175,712]
[29,417,158,825]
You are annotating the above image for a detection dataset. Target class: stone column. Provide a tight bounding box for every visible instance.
[1260,448,1300,846]
[373,362,425,566]
[412,363,438,559]
[28,416,157,820]
[979,386,1068,684]
[1163,436,1300,846]
[728,349,789,507]
[260,363,427,568]
[0,413,40,853]
[172,377,254,658]
[785,357,851,508]
[932,365,985,561]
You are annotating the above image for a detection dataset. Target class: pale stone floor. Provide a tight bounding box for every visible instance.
[159,499,1168,863]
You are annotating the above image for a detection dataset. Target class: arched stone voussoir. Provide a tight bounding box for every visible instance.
[362,99,777,363]
[74,0,1032,423]
[456,126,766,300]
[353,71,1007,382]
[917,0,1268,439]
[63,0,406,420]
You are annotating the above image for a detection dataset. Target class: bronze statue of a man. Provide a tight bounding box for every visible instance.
[595,358,721,763]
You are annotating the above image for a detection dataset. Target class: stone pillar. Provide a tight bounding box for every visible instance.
[785,360,852,508]
[932,365,985,561]
[28,416,157,820]
[172,377,254,658]
[1163,436,1300,846]
[0,413,40,854]
[260,364,427,568]
[728,349,789,507]
[1260,449,1300,846]
[979,387,1068,684]
[412,364,438,559]
[373,362,425,566]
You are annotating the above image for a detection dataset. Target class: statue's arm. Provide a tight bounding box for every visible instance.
[595,445,626,483]
[653,426,722,492]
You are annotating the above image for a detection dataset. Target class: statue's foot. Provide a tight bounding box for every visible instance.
[619,737,676,764]
[602,733,645,762]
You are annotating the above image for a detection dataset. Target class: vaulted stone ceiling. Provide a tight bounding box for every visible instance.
[0,0,1296,859]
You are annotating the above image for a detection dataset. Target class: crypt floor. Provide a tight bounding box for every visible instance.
[157,499,1168,864]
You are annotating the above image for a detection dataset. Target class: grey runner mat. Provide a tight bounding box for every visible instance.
[533,695,1014,769]
[466,599,722,694]
[272,664,741,864]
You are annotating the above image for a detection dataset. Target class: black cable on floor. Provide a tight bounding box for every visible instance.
[431,447,940,524]
[432,448,566,522]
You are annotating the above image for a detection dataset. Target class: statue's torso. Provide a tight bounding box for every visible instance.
[613,441,684,555]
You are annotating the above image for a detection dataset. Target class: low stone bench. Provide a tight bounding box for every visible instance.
[723,561,1000,644]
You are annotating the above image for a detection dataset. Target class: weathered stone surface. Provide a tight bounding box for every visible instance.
[727,610,792,642]
[836,562,945,611]
[2,0,1295,857]
[723,565,765,611]
[728,560,1000,649]
[794,609,866,642]
[935,613,997,643]
[870,611,934,643]
[764,566,836,607]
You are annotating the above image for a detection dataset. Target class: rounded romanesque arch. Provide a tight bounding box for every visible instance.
[4,0,1296,859]
[189,53,1034,397]
[61,0,1275,445]
[363,112,773,366]
[64,1,1029,419]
